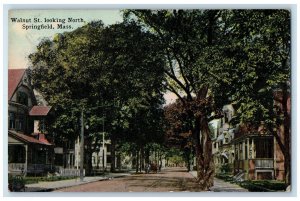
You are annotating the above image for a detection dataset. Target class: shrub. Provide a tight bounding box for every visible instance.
[239,180,286,192]
[23,176,78,184]
[220,163,231,173]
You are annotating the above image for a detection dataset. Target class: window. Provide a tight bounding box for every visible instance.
[255,138,274,158]
[17,92,28,106]
[8,145,26,163]
[16,115,25,131]
[9,112,15,129]
[235,146,238,160]
[106,144,111,152]
[225,137,229,144]
[106,156,112,164]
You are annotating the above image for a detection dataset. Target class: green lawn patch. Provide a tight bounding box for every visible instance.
[23,176,78,184]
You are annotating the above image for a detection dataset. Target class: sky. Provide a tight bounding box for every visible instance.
[8,9,177,104]
[8,10,123,69]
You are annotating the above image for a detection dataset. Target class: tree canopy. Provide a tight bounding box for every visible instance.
[29,20,166,173]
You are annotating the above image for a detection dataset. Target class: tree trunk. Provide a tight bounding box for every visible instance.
[135,150,139,173]
[282,83,291,185]
[85,149,93,176]
[187,87,214,191]
[193,116,214,191]
[141,146,145,172]
[110,138,116,172]
[139,148,142,172]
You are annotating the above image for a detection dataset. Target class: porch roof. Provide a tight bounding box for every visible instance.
[29,106,52,116]
[8,130,52,146]
[231,133,273,144]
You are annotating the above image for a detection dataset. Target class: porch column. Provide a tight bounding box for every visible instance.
[273,136,276,178]
[25,145,28,176]
[242,141,245,160]
[251,138,255,159]
[237,143,240,160]
[247,138,250,159]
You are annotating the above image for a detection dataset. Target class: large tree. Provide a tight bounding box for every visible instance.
[124,10,225,190]
[211,10,291,185]
[29,20,166,174]
[164,100,194,171]
[125,9,291,188]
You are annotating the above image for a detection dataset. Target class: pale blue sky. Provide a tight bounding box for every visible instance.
[8,10,123,69]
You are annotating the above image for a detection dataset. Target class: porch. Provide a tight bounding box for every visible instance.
[233,135,275,180]
[8,131,54,176]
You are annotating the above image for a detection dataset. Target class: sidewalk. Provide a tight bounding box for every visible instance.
[189,171,248,192]
[25,172,132,192]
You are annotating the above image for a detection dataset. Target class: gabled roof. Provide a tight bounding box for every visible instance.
[8,69,26,100]
[29,106,52,116]
[8,130,52,146]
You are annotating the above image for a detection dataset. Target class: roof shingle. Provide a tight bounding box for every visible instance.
[8,69,26,100]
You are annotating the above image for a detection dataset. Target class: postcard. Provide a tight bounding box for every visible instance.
[7,9,291,194]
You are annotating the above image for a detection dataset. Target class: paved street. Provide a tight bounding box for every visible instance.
[52,167,248,192]
[54,167,200,192]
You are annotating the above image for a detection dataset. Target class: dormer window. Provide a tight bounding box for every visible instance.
[17,91,28,106]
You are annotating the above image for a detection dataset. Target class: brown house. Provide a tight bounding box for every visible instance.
[8,69,54,175]
[232,91,290,181]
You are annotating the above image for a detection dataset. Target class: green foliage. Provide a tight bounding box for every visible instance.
[22,176,78,184]
[210,10,290,126]
[29,20,166,148]
[215,173,233,182]
[239,180,287,192]
[220,163,231,173]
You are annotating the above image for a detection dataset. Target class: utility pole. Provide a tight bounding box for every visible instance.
[102,115,105,174]
[80,109,84,182]
[102,131,105,174]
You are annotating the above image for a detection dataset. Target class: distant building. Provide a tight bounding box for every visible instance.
[212,105,236,175]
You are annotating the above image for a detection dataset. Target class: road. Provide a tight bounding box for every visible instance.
[54,167,202,192]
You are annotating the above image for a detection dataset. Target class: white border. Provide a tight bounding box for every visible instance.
[1,1,299,200]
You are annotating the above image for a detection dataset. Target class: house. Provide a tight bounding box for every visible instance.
[232,123,277,180]
[8,69,54,176]
[231,90,290,181]
[212,105,236,174]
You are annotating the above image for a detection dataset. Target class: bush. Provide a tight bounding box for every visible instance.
[239,180,287,192]
[216,173,233,182]
[220,163,231,173]
[23,176,78,184]
[8,175,25,192]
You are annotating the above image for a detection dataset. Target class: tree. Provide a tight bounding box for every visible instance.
[164,100,194,171]
[124,10,224,190]
[29,20,166,174]
[211,10,291,185]
[124,9,291,188]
